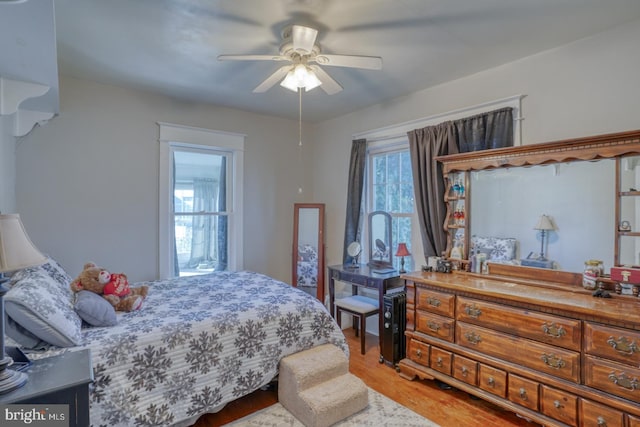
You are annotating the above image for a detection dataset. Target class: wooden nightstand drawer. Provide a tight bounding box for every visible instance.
[416,287,455,317]
[453,354,477,386]
[584,355,640,403]
[416,310,455,342]
[456,296,581,351]
[540,385,577,427]
[478,364,506,398]
[408,338,430,367]
[508,374,539,411]
[584,322,640,366]
[456,322,580,382]
[579,398,624,427]
[430,346,452,375]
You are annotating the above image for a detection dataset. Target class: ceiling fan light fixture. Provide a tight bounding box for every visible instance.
[280,64,322,92]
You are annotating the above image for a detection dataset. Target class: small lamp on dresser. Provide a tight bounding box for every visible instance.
[0,214,47,394]
[395,243,411,274]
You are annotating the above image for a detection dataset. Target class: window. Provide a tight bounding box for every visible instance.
[158,123,244,279]
[367,146,414,270]
[173,148,230,276]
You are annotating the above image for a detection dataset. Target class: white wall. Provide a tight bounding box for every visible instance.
[0,115,17,214]
[16,76,308,282]
[310,19,640,297]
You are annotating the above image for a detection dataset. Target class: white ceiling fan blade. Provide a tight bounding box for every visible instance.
[292,25,318,54]
[218,54,287,62]
[253,66,292,93]
[309,65,342,95]
[314,54,382,70]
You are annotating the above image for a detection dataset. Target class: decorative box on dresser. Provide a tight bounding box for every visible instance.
[398,265,640,427]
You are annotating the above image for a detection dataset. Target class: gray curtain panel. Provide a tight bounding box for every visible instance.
[454,107,513,152]
[216,157,228,271]
[343,139,367,264]
[408,122,458,259]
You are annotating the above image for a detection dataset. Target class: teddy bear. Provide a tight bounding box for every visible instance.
[70,262,149,312]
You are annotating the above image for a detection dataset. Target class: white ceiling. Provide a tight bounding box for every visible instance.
[41,0,640,122]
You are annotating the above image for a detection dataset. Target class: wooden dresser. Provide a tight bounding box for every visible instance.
[399,267,640,427]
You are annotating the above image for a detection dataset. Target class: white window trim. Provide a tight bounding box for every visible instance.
[158,122,245,279]
[354,94,524,147]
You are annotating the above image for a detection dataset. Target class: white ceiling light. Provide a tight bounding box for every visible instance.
[280,64,322,92]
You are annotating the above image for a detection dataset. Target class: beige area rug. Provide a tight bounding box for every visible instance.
[222,387,439,426]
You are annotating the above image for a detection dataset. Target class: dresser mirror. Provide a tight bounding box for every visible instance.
[470,159,615,272]
[368,210,393,269]
[436,130,640,275]
[292,203,325,301]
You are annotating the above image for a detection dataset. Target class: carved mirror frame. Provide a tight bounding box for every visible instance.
[292,203,325,301]
[436,129,640,272]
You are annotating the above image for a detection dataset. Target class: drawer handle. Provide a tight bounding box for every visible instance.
[608,371,639,392]
[553,400,563,409]
[487,377,495,387]
[464,304,482,318]
[461,366,468,377]
[427,321,441,332]
[436,356,443,368]
[464,331,482,345]
[541,322,566,339]
[416,349,422,358]
[519,388,528,401]
[597,416,607,427]
[427,297,441,307]
[541,353,566,370]
[607,336,638,356]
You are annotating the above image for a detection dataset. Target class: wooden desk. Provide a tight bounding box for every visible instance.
[328,264,404,361]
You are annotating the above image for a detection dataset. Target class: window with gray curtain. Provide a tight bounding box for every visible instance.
[343,139,367,264]
[408,107,513,260]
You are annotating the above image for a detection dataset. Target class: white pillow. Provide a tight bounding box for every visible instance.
[5,269,82,348]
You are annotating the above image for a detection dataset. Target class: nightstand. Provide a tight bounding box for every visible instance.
[0,349,93,426]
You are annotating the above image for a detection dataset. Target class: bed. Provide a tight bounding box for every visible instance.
[4,258,348,427]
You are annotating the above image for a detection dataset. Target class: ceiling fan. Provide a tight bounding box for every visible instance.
[218,25,382,95]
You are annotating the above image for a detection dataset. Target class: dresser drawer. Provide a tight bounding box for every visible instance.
[456,296,581,351]
[628,414,640,427]
[584,355,640,403]
[579,398,624,427]
[456,322,580,382]
[540,385,578,427]
[453,354,477,386]
[416,310,455,342]
[508,374,539,411]
[430,346,452,375]
[584,322,640,366]
[416,287,455,317]
[478,364,507,398]
[408,338,430,367]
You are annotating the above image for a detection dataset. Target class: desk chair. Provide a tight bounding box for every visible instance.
[334,295,379,355]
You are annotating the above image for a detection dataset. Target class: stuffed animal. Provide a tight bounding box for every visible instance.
[70,262,149,312]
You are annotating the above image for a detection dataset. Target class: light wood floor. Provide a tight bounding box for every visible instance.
[193,329,540,427]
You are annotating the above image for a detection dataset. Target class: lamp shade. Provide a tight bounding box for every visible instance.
[0,214,47,273]
[534,214,555,231]
[395,243,411,257]
[280,64,322,92]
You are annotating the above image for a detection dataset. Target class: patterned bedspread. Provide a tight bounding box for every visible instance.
[29,271,347,427]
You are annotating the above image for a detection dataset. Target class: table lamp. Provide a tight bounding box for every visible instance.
[0,214,47,394]
[534,214,555,260]
[395,243,411,274]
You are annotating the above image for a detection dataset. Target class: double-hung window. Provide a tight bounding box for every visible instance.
[367,145,415,270]
[158,123,244,278]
